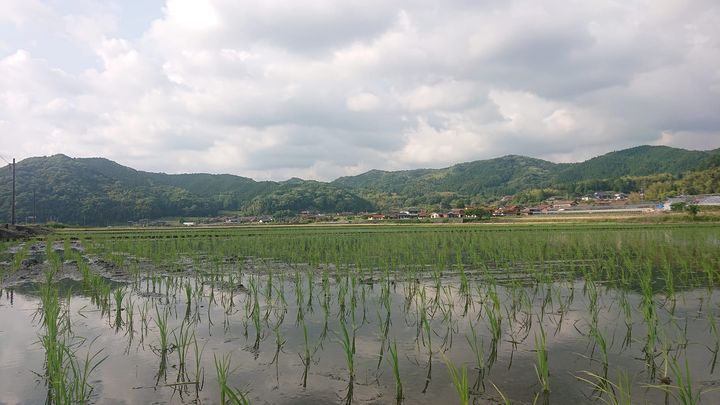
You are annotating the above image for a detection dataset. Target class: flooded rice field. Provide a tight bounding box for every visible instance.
[1,224,720,404]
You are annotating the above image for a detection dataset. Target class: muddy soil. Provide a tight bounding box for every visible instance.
[0,224,50,240]
[1,240,133,288]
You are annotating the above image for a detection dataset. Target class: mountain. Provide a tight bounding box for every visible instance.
[555,145,713,183]
[1,145,718,225]
[336,155,563,197]
[0,155,373,225]
[243,180,375,216]
[333,146,719,201]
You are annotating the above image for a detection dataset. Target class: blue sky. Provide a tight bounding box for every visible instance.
[1,0,719,180]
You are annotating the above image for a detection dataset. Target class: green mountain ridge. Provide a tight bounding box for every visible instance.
[1,145,718,225]
[334,145,715,196]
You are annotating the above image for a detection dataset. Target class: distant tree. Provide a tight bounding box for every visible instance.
[670,202,686,212]
[686,204,700,218]
[452,199,467,208]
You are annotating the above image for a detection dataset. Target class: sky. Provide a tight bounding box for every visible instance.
[1,0,719,181]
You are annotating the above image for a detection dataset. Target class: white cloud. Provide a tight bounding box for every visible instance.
[0,0,719,180]
[346,92,381,112]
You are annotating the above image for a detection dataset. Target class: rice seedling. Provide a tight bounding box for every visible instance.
[576,370,633,405]
[214,353,250,405]
[388,340,403,403]
[154,305,169,354]
[442,354,469,405]
[338,317,355,382]
[534,326,550,393]
[191,334,206,394]
[113,287,125,329]
[708,312,720,373]
[172,319,193,381]
[67,340,108,403]
[39,273,107,404]
[377,310,390,369]
[466,320,485,391]
[485,301,502,344]
[647,355,706,405]
[490,381,511,405]
[299,316,312,388]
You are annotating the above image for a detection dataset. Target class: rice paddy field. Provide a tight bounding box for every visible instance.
[1,223,720,404]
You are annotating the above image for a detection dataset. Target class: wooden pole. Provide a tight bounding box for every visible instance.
[11,158,15,225]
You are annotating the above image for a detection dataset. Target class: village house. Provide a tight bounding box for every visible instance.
[594,191,615,200]
[398,209,419,219]
[522,204,551,215]
[663,195,720,210]
[493,205,521,216]
[698,195,720,206]
[550,199,578,209]
[662,197,688,210]
[447,208,465,218]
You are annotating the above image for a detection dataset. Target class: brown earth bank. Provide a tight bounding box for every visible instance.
[0,224,51,240]
[0,239,132,289]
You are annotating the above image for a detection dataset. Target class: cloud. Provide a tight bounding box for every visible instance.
[0,0,719,180]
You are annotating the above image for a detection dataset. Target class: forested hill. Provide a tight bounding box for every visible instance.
[0,145,718,225]
[0,154,373,225]
[333,146,715,195]
[332,145,720,207]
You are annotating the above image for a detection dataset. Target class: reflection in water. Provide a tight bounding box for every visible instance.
[2,268,720,404]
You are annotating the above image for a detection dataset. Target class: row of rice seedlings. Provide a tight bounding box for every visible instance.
[39,243,107,403]
[6,240,30,277]
[90,226,720,302]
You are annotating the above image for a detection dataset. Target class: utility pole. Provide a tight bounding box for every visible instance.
[11,158,16,225]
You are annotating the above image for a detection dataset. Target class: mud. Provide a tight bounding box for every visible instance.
[1,240,133,288]
[0,224,50,240]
